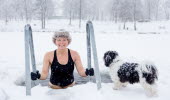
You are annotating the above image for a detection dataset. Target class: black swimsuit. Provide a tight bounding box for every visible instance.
[50,49,75,87]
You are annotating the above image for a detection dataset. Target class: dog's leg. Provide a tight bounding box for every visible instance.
[113,81,122,90]
[141,82,158,97]
[122,82,128,87]
[147,85,158,97]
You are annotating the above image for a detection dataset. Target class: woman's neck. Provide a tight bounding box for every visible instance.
[57,48,68,55]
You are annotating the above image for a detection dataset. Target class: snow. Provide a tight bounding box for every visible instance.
[0,88,8,100]
[0,19,170,100]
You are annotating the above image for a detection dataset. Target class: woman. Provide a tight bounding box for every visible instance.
[31,30,94,89]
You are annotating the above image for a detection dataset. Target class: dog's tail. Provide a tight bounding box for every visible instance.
[140,61,158,84]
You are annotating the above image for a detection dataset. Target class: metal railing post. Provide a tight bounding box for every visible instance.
[25,25,32,96]
[24,24,39,96]
[86,21,102,90]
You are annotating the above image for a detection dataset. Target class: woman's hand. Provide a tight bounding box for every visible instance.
[85,68,94,76]
[31,71,41,80]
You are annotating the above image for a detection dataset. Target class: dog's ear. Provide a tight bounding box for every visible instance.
[103,51,118,67]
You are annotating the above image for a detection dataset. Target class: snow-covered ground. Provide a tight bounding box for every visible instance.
[0,19,170,100]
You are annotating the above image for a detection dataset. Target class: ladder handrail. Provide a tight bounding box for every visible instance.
[86,21,102,90]
[25,24,32,96]
[25,24,39,96]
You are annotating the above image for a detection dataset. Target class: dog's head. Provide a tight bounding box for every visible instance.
[103,51,118,67]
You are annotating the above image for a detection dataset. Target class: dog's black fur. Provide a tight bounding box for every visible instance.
[103,51,158,85]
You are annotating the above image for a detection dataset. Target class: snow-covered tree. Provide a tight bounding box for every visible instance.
[163,0,170,20]
[34,0,55,29]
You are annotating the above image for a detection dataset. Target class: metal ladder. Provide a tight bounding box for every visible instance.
[86,21,102,90]
[25,24,39,96]
[24,21,102,96]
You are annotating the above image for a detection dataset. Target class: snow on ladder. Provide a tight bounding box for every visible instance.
[25,24,39,96]
[86,21,102,90]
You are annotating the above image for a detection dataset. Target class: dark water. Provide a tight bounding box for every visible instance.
[16,72,112,87]
[74,72,112,85]
[40,72,112,86]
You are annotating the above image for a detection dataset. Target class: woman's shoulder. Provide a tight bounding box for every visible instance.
[69,49,80,61]
[44,50,55,58]
[69,49,79,55]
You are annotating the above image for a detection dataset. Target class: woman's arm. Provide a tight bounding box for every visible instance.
[39,52,51,80]
[73,51,87,77]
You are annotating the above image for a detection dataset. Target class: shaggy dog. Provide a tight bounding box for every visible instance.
[103,51,158,96]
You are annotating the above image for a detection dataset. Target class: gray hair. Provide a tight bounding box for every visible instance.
[52,29,72,45]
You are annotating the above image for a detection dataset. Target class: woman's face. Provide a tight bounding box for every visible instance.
[55,37,69,49]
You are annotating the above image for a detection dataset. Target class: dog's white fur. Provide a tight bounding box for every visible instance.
[104,51,158,97]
